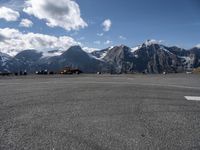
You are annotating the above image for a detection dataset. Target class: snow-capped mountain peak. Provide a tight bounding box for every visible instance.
[143,39,163,46]
[195,44,200,48]
[108,46,114,50]
[83,47,100,53]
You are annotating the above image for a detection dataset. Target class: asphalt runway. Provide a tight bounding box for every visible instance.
[0,74,200,150]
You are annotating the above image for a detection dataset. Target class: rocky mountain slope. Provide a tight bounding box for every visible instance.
[0,42,200,74]
[0,52,12,72]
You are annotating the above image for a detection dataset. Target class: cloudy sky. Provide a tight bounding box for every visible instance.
[0,0,200,55]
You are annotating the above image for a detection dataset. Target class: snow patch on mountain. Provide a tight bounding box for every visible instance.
[88,53,101,61]
[90,48,110,61]
[195,44,200,48]
[144,39,163,46]
[108,46,114,50]
[180,56,195,69]
[90,51,108,61]
[160,46,174,55]
[131,45,142,52]
[0,52,12,66]
[98,46,115,59]
[42,50,63,58]
[99,51,108,59]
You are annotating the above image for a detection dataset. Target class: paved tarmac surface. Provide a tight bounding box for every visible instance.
[0,74,200,150]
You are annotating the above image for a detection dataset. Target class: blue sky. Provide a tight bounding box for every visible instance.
[76,0,200,48]
[0,0,200,55]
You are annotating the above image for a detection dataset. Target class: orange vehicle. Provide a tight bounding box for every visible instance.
[60,67,82,74]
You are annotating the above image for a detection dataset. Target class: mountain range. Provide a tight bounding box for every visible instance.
[0,40,200,74]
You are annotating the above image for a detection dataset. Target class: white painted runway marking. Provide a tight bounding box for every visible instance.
[185,96,200,101]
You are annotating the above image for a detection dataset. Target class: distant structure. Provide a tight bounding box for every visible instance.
[60,67,82,74]
[0,72,12,76]
[0,70,27,76]
[35,70,48,75]
[193,67,200,74]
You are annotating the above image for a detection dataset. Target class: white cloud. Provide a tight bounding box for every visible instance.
[23,0,87,31]
[102,19,112,32]
[0,7,20,21]
[119,35,126,40]
[83,47,99,53]
[0,28,79,56]
[196,44,200,48]
[94,41,101,45]
[97,33,104,37]
[19,19,33,28]
[104,40,112,45]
